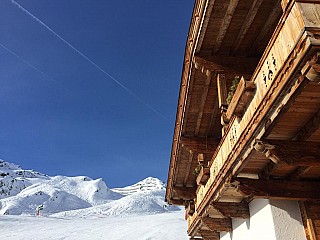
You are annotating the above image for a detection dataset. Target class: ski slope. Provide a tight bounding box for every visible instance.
[0,160,187,239]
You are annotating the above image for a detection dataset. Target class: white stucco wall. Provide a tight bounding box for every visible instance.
[270,199,306,240]
[220,199,306,240]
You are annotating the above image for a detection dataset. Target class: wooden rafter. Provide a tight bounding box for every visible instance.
[201,216,232,232]
[249,2,282,55]
[235,178,320,200]
[294,109,320,141]
[212,0,240,53]
[195,71,213,136]
[232,0,264,55]
[184,150,195,186]
[288,166,312,180]
[210,202,250,219]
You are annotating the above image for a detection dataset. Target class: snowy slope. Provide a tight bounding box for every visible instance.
[0,160,187,239]
[0,160,122,215]
[0,160,179,217]
[1,211,188,240]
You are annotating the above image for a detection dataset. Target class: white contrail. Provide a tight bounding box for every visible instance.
[0,42,67,90]
[10,0,168,121]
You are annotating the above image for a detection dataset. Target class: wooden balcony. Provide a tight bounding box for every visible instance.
[166,0,320,238]
[187,0,320,236]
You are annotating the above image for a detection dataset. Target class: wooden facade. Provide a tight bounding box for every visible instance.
[166,0,320,239]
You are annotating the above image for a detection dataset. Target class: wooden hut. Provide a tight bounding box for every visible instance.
[166,0,320,239]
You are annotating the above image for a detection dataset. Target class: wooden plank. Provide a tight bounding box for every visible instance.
[212,0,240,53]
[210,202,250,219]
[201,216,232,232]
[235,178,320,200]
[232,0,264,55]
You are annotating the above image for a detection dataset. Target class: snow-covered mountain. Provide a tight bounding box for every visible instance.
[0,159,186,240]
[0,159,178,216]
[112,177,166,195]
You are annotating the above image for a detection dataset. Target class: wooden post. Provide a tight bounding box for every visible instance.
[217,73,229,134]
[217,73,228,110]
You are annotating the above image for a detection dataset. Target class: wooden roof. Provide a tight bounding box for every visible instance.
[166,0,282,204]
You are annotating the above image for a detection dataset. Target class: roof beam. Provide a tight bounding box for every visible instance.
[195,72,213,136]
[253,139,320,167]
[168,198,185,206]
[193,55,257,76]
[212,0,240,53]
[172,186,196,200]
[198,230,220,240]
[210,202,250,219]
[201,216,232,232]
[183,150,195,186]
[180,136,219,153]
[235,178,320,200]
[232,0,264,55]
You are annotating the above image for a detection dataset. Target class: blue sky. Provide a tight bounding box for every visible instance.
[0,1,194,187]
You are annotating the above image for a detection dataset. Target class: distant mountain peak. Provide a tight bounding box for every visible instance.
[111,177,166,196]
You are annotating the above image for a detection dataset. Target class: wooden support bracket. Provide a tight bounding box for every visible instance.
[210,202,250,219]
[253,139,320,166]
[234,177,320,200]
[201,216,232,232]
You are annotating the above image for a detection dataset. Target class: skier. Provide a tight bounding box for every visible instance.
[36,204,44,216]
